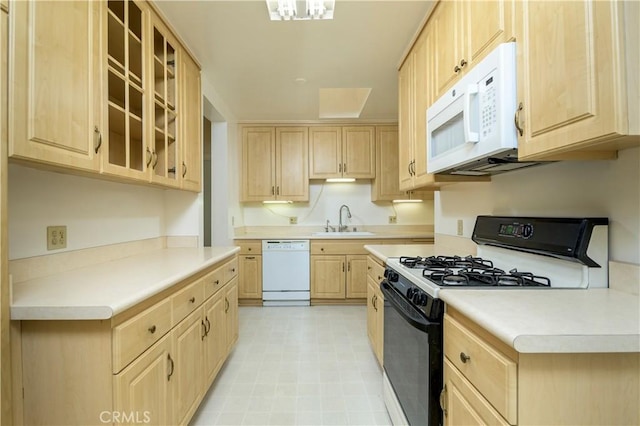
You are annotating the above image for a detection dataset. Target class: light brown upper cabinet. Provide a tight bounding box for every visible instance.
[241,126,309,202]
[179,51,202,192]
[398,18,489,192]
[309,126,375,179]
[10,0,202,192]
[373,125,434,202]
[514,0,639,160]
[9,0,103,172]
[432,0,514,99]
[102,0,149,182]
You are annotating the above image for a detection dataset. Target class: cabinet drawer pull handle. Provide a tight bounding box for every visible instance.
[440,385,448,416]
[182,161,187,178]
[271,186,275,195]
[201,320,207,340]
[342,262,345,272]
[339,163,342,173]
[145,148,153,167]
[152,151,158,168]
[94,126,102,154]
[514,102,524,136]
[189,296,196,303]
[460,58,467,68]
[460,352,470,363]
[215,280,220,285]
[225,297,230,313]
[205,317,211,334]
[454,65,461,73]
[167,354,174,381]
[347,261,351,272]
[343,163,347,173]
[148,325,157,334]
[245,256,255,260]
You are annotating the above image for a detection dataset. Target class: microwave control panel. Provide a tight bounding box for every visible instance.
[480,71,498,140]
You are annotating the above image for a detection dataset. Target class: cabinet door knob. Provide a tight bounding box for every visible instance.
[94,126,102,154]
[167,354,174,381]
[439,385,448,416]
[148,325,156,334]
[514,102,524,136]
[460,352,470,363]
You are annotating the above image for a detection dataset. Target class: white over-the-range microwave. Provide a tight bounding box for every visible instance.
[426,42,542,175]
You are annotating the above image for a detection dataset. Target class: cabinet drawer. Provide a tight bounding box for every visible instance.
[444,314,517,424]
[444,358,510,426]
[223,257,238,283]
[203,266,225,299]
[172,279,205,326]
[311,240,372,255]
[367,256,385,282]
[112,298,172,373]
[236,241,262,255]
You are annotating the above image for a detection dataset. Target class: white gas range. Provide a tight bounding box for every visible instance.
[380,216,609,426]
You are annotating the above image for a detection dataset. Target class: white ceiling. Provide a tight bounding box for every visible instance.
[154,1,433,122]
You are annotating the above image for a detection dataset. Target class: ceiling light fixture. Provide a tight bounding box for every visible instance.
[266,0,335,21]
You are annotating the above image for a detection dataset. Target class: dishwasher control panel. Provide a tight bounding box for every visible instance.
[262,240,310,251]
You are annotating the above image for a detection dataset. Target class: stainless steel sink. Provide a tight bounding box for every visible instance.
[312,231,375,237]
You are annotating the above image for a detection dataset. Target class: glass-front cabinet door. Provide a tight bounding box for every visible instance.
[104,0,148,180]
[150,18,179,187]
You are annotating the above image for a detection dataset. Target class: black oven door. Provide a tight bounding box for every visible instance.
[381,280,442,426]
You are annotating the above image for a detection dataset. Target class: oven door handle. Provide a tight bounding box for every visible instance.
[380,281,434,332]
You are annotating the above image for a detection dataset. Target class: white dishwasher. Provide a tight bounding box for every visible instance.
[262,240,310,306]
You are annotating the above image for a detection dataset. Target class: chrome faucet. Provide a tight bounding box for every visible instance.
[338,205,352,232]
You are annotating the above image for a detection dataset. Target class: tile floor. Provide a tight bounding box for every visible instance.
[190,305,392,426]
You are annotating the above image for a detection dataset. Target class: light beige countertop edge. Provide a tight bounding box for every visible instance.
[364,244,640,354]
[11,246,240,320]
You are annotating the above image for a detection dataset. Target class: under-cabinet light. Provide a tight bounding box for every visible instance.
[392,199,423,203]
[263,200,293,204]
[326,178,356,183]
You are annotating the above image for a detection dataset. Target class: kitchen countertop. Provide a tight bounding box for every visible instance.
[11,246,240,320]
[234,232,434,240]
[365,244,640,354]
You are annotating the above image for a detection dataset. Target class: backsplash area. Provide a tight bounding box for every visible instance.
[8,164,201,259]
[241,181,434,229]
[435,147,640,265]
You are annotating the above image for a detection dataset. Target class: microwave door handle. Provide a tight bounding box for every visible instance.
[463,84,480,144]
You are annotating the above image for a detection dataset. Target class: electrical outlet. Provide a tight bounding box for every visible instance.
[388,216,397,224]
[47,226,67,250]
[457,219,464,236]
[289,216,298,225]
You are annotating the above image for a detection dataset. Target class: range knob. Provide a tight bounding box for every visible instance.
[406,287,416,299]
[384,269,399,283]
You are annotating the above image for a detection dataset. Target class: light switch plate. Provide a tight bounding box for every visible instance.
[289,217,298,225]
[47,226,67,250]
[389,216,397,224]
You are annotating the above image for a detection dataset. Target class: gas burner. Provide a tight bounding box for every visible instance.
[496,269,551,287]
[422,268,454,280]
[399,256,425,268]
[441,275,469,286]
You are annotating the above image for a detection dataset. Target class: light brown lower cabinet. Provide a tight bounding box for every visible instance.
[442,308,640,425]
[18,257,239,426]
[366,255,385,367]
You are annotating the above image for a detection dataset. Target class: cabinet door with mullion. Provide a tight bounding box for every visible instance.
[179,51,202,192]
[103,0,149,181]
[149,16,179,187]
[9,0,102,172]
